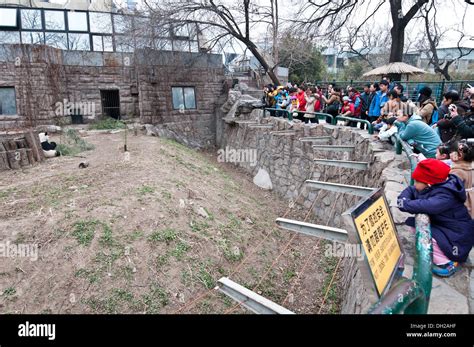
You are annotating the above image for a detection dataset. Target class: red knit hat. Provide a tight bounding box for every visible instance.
[412,159,450,185]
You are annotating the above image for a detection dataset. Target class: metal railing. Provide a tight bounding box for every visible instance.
[363,134,433,314]
[391,133,418,185]
[314,80,474,106]
[369,214,432,314]
[264,108,377,135]
[264,108,334,124]
[335,115,374,134]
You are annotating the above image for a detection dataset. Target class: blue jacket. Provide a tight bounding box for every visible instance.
[398,174,474,263]
[368,91,388,117]
[395,114,441,158]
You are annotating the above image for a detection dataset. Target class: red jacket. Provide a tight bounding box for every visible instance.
[297,91,307,112]
[314,92,323,112]
[341,102,355,115]
[350,93,362,117]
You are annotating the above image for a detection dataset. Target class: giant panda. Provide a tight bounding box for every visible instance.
[39,132,60,158]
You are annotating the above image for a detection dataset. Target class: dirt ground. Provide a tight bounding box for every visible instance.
[0,130,341,314]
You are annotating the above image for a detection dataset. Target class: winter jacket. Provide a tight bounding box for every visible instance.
[377,123,398,142]
[304,95,316,116]
[369,91,388,117]
[359,91,370,116]
[350,93,362,117]
[398,174,474,262]
[340,102,355,116]
[395,114,441,158]
[450,160,474,218]
[418,98,437,124]
[451,112,474,139]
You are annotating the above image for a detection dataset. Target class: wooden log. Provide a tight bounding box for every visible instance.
[18,149,29,167]
[6,150,20,169]
[26,148,35,165]
[4,140,17,151]
[0,151,10,170]
[24,130,44,162]
[0,142,6,152]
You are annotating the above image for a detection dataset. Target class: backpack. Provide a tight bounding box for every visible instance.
[430,109,439,125]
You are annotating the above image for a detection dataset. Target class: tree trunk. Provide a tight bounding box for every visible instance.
[247,44,280,85]
[389,22,404,81]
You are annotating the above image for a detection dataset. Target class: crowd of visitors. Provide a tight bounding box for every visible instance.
[263,79,474,278]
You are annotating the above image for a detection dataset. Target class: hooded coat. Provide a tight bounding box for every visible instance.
[450,160,474,218]
[418,98,437,124]
[398,174,474,263]
[396,114,441,158]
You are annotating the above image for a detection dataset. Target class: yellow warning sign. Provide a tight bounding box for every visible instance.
[354,195,402,296]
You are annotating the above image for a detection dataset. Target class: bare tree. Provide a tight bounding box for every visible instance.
[144,0,281,85]
[295,0,430,80]
[418,0,474,80]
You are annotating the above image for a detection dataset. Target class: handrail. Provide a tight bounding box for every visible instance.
[334,115,374,134]
[369,214,432,314]
[264,108,334,124]
[390,133,418,185]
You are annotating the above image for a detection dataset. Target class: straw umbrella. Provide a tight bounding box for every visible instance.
[363,62,427,81]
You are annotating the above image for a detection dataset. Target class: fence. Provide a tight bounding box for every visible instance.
[314,80,474,105]
[264,108,374,134]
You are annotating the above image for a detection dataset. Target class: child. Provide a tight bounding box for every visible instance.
[276,92,289,118]
[435,143,453,167]
[449,139,474,218]
[398,159,474,277]
[376,117,397,142]
[303,87,318,124]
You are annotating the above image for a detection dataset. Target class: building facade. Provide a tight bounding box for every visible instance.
[0,3,226,148]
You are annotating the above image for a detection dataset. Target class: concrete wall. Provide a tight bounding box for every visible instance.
[218,113,413,313]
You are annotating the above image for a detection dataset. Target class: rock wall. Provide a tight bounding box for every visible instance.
[0,44,225,148]
[218,113,413,313]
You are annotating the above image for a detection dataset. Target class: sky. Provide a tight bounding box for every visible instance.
[51,0,474,50]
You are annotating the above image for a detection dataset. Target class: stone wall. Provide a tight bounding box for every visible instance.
[218,112,414,313]
[0,44,225,148]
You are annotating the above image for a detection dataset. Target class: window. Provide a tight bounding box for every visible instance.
[173,40,190,52]
[172,87,196,110]
[0,31,20,44]
[45,10,65,30]
[0,8,18,28]
[155,39,172,51]
[90,12,112,34]
[21,9,42,30]
[0,87,17,115]
[113,14,132,34]
[172,23,189,39]
[21,32,44,45]
[190,41,199,53]
[67,12,88,32]
[45,32,68,49]
[68,33,90,50]
[115,35,134,52]
[103,36,113,52]
[93,35,113,52]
